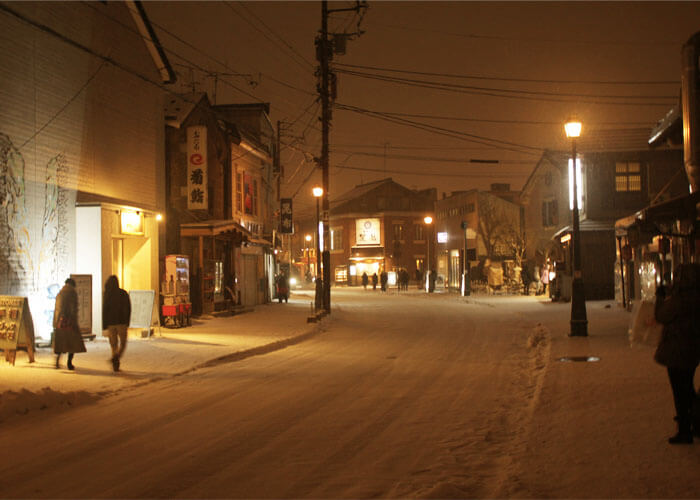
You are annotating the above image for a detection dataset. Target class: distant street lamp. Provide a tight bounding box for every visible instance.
[565,118,588,336]
[313,186,324,311]
[424,215,433,292]
[305,234,312,277]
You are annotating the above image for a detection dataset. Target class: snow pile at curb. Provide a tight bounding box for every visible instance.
[0,387,102,423]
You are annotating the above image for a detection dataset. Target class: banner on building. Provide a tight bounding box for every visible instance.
[187,126,208,210]
[280,198,293,234]
[355,218,381,246]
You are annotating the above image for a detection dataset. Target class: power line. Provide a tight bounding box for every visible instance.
[335,68,678,106]
[336,103,543,155]
[365,20,681,46]
[330,149,534,164]
[331,108,655,127]
[20,61,108,150]
[334,62,679,86]
[333,163,530,180]
[234,1,316,70]
[223,1,314,75]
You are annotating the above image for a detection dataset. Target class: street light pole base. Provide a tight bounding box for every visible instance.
[570,320,588,337]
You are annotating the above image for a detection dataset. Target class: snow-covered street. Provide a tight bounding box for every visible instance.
[1,289,699,498]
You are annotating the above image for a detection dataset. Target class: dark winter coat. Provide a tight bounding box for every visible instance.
[103,278,131,330]
[654,272,700,370]
[53,283,87,354]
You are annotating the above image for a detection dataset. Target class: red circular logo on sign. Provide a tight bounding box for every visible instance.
[190,153,203,165]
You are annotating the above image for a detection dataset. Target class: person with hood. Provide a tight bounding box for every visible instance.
[103,275,131,372]
[361,272,369,290]
[654,263,700,444]
[53,278,86,370]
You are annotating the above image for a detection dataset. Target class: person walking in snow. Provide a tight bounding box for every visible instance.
[103,275,131,372]
[654,263,700,444]
[52,278,86,370]
[371,272,378,291]
[380,270,388,292]
[361,272,368,290]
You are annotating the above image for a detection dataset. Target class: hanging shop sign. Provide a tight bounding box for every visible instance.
[355,218,381,246]
[70,274,93,336]
[0,296,35,365]
[280,198,293,234]
[187,126,208,210]
[120,210,144,235]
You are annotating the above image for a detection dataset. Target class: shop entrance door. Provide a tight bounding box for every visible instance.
[112,238,124,287]
[241,254,258,307]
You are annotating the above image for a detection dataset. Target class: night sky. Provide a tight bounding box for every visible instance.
[143,1,700,218]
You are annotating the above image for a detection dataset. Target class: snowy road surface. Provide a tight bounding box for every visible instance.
[1,289,700,498]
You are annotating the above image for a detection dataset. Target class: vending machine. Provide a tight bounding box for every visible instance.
[161,254,191,327]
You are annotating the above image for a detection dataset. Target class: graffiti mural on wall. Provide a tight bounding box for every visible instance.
[0,133,71,336]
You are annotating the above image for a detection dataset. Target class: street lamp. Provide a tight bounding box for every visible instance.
[313,186,323,311]
[565,118,588,336]
[424,216,433,292]
[305,234,312,277]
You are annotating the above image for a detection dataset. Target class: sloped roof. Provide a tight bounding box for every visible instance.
[519,150,567,201]
[331,178,391,206]
[577,127,653,152]
[164,92,208,128]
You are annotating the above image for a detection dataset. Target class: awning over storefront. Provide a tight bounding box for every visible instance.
[349,246,384,261]
[180,219,250,239]
[615,191,700,237]
[552,219,615,240]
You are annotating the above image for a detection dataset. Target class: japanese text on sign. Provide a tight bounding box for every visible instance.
[280,198,293,234]
[187,126,208,210]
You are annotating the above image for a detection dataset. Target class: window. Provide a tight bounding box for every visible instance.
[331,228,343,251]
[393,224,404,241]
[615,162,641,192]
[236,172,242,213]
[415,224,425,241]
[542,199,558,227]
[253,179,258,215]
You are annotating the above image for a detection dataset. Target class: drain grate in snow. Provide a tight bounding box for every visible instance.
[557,356,600,363]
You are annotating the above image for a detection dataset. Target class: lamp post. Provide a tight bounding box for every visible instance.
[565,119,588,337]
[313,186,323,311]
[305,234,312,277]
[424,216,433,292]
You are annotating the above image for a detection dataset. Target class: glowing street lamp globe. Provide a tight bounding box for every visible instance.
[565,120,582,139]
[312,186,323,198]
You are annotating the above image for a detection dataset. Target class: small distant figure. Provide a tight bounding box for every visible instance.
[380,270,388,292]
[276,272,289,303]
[53,278,86,370]
[372,272,378,291]
[654,263,700,444]
[428,269,437,293]
[416,269,423,290]
[521,263,532,295]
[361,272,369,290]
[541,263,550,296]
[103,275,131,372]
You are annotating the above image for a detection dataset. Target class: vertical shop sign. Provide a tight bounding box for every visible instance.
[187,126,208,210]
[280,198,293,234]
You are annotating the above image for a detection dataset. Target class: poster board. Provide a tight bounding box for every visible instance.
[70,274,92,335]
[0,296,35,364]
[128,290,159,330]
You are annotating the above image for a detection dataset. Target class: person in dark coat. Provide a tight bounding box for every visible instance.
[53,278,86,370]
[654,263,700,444]
[361,272,369,290]
[380,270,388,292]
[371,272,378,291]
[103,275,131,372]
[521,263,532,295]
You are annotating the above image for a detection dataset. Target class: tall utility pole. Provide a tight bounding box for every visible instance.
[316,0,367,313]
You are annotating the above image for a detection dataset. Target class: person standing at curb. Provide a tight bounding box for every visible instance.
[53,278,86,370]
[654,263,700,444]
[103,275,131,372]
